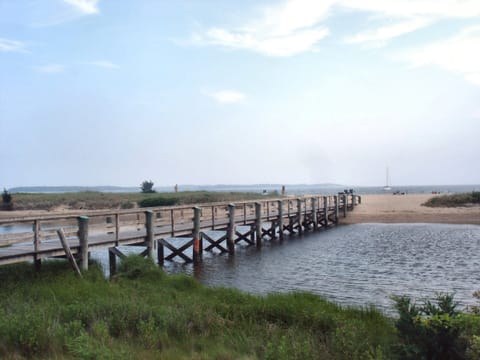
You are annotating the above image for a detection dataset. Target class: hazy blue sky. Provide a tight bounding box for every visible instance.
[1,0,479,188]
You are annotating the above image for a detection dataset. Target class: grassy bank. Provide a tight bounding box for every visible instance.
[0,257,396,359]
[3,191,278,211]
[423,192,480,208]
[2,257,479,359]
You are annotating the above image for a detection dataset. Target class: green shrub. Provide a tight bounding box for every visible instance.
[393,293,468,359]
[138,196,178,208]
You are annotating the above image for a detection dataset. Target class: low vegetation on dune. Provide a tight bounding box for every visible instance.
[3,191,278,211]
[423,192,480,208]
[0,256,479,359]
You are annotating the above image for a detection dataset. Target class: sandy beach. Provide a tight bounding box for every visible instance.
[343,194,480,225]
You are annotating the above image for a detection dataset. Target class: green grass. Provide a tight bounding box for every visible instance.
[0,257,398,359]
[423,192,480,208]
[5,191,279,211]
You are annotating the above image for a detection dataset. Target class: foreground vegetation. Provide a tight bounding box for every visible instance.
[2,191,278,211]
[1,256,480,359]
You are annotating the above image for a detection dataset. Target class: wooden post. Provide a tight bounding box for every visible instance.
[33,220,41,270]
[358,195,362,205]
[227,204,236,255]
[297,198,303,234]
[109,248,117,276]
[277,200,284,241]
[342,194,347,218]
[57,229,82,277]
[193,207,202,263]
[334,196,339,224]
[211,206,215,230]
[323,196,329,228]
[170,209,175,237]
[77,216,89,271]
[311,197,318,231]
[145,210,154,260]
[157,239,164,266]
[255,202,262,247]
[115,213,120,246]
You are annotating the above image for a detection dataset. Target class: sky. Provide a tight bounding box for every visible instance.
[1,0,479,188]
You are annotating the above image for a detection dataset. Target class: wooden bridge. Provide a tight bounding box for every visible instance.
[0,194,361,274]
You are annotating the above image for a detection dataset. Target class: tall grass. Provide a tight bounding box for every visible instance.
[0,256,397,359]
[423,192,480,208]
[7,191,277,211]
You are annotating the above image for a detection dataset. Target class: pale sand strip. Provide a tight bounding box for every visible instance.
[343,194,480,225]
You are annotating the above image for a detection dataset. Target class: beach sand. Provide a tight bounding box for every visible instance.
[343,194,480,225]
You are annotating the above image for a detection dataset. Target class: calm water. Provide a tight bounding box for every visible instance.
[99,223,480,314]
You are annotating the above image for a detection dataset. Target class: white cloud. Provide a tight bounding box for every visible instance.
[0,38,27,53]
[34,64,66,73]
[400,25,480,86]
[341,0,480,46]
[192,0,480,55]
[193,0,333,57]
[63,0,99,15]
[345,18,431,47]
[205,90,246,104]
[84,60,119,69]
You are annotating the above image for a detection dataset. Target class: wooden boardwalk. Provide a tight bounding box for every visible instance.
[0,194,361,273]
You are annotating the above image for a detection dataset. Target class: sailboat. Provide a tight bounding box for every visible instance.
[383,167,392,191]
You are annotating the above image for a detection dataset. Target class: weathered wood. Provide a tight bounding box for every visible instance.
[227,204,236,255]
[0,195,361,269]
[145,210,154,259]
[323,196,329,228]
[109,247,117,276]
[334,196,339,224]
[157,239,164,266]
[33,220,41,270]
[57,229,82,277]
[342,194,347,218]
[255,202,262,247]
[311,197,318,231]
[77,216,89,271]
[277,200,284,240]
[193,207,202,263]
[297,198,303,234]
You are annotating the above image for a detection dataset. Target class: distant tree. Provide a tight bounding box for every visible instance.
[140,180,156,194]
[2,189,13,210]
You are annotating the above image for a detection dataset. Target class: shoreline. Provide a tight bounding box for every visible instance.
[342,194,480,225]
[1,194,480,224]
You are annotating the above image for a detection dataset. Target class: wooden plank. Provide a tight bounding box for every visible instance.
[57,229,82,277]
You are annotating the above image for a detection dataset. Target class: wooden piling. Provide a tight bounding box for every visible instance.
[334,196,339,224]
[323,196,328,228]
[277,200,284,240]
[109,248,117,276]
[342,194,347,218]
[227,204,236,255]
[311,197,318,230]
[255,202,262,247]
[193,207,202,263]
[297,198,303,234]
[77,216,89,271]
[157,239,164,266]
[33,220,41,270]
[145,210,154,259]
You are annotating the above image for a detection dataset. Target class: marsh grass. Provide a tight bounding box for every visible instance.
[0,256,397,359]
[7,191,277,211]
[423,192,480,208]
